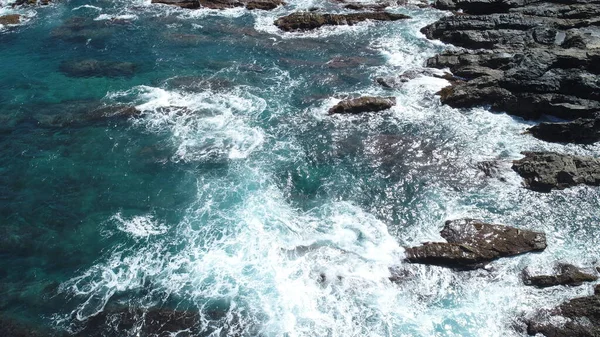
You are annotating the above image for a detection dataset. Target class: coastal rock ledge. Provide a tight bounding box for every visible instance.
[512,151,600,192]
[404,219,547,269]
[275,12,411,31]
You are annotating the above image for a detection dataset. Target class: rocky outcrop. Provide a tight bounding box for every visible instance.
[419,0,600,143]
[329,96,396,114]
[35,104,141,127]
[528,116,600,144]
[523,263,598,288]
[404,219,546,269]
[274,12,410,31]
[526,285,600,337]
[0,14,21,25]
[512,151,600,192]
[150,0,285,10]
[59,59,136,78]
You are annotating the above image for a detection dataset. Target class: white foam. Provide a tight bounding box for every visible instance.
[94,13,138,21]
[111,213,168,238]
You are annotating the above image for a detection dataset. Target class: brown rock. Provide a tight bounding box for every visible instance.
[328,96,396,114]
[523,263,598,288]
[274,12,411,31]
[0,14,21,25]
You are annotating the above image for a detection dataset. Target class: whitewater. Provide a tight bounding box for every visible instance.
[0,0,599,336]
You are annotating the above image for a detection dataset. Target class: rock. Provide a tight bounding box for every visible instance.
[476,160,500,178]
[523,263,598,288]
[35,103,141,127]
[526,288,600,337]
[0,14,21,25]
[59,59,136,78]
[421,0,600,134]
[512,151,600,192]
[328,96,396,114]
[404,219,546,269]
[376,68,454,88]
[274,12,411,31]
[0,316,52,337]
[528,116,600,144]
[151,0,284,10]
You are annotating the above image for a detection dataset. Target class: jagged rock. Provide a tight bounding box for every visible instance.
[526,287,600,336]
[59,59,136,78]
[151,0,284,10]
[328,96,396,114]
[523,263,598,288]
[512,151,600,192]
[476,160,501,178]
[404,219,546,269]
[528,116,600,144]
[0,14,21,25]
[274,12,410,31]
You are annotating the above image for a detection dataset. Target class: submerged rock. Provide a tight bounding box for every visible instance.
[35,104,141,127]
[328,96,396,114]
[0,14,21,25]
[512,151,600,192]
[274,12,410,31]
[59,59,136,78]
[526,286,600,337]
[523,263,598,288]
[528,116,600,144]
[404,219,546,269]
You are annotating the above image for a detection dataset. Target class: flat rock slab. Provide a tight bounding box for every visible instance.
[329,96,396,114]
[528,116,600,144]
[404,219,546,269]
[151,0,285,10]
[0,14,21,25]
[274,12,410,31]
[512,151,600,192]
[523,263,598,288]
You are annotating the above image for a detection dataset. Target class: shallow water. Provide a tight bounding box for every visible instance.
[1,0,599,336]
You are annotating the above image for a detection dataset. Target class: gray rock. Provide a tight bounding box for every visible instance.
[523,263,599,288]
[528,116,600,144]
[59,59,136,78]
[512,151,600,192]
[404,219,546,269]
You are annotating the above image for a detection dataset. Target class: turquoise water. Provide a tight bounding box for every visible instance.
[1,0,600,336]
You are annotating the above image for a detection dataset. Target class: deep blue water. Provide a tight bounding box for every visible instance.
[1,0,600,336]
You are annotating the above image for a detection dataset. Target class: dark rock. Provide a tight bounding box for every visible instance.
[0,316,57,337]
[151,0,200,8]
[404,219,546,269]
[512,151,600,192]
[0,14,21,25]
[59,59,136,78]
[476,160,500,178]
[523,263,598,288]
[151,0,284,10]
[274,12,411,31]
[528,116,600,144]
[246,0,285,10]
[35,104,141,127]
[328,96,396,114]
[526,288,600,337]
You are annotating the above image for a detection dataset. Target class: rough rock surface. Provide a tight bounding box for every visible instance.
[420,0,600,143]
[526,285,600,336]
[59,59,136,78]
[528,115,600,144]
[404,219,546,269]
[151,0,285,10]
[523,263,599,288]
[512,151,600,192]
[0,14,21,25]
[328,96,396,114]
[274,12,410,31]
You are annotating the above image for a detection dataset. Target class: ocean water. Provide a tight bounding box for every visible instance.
[1,0,599,336]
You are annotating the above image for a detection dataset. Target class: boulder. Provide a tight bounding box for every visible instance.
[527,116,600,144]
[512,151,600,192]
[328,96,396,114]
[59,59,136,78]
[0,14,21,25]
[404,219,546,269]
[523,263,598,288]
[526,287,600,336]
[274,12,410,31]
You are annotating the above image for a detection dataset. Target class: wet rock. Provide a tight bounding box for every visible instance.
[328,96,396,114]
[421,0,600,137]
[523,263,598,288]
[512,151,600,192]
[59,59,136,78]
[526,288,600,337]
[404,219,547,269]
[476,160,500,178]
[376,68,454,88]
[35,104,141,127]
[151,0,284,10]
[528,116,600,144]
[0,14,21,25]
[274,12,411,31]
